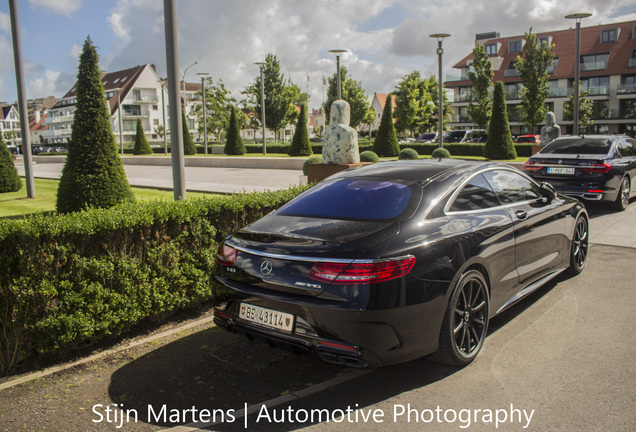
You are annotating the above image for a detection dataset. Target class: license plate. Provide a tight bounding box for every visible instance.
[239,303,294,332]
[547,167,575,175]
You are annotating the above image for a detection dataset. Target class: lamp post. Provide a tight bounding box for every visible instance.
[565,13,592,136]
[329,49,347,100]
[158,80,168,154]
[254,62,267,155]
[196,72,209,154]
[430,34,450,148]
[181,60,198,93]
[116,89,124,154]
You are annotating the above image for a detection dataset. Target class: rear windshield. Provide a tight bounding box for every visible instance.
[517,136,537,143]
[446,131,466,142]
[278,179,417,220]
[541,138,612,155]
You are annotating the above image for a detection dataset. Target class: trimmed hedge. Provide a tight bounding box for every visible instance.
[0,185,310,372]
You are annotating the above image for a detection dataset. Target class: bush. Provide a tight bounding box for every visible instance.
[484,82,517,160]
[0,185,311,372]
[289,104,312,157]
[224,106,246,155]
[398,148,419,160]
[360,151,380,163]
[56,37,133,213]
[302,155,322,175]
[432,148,451,159]
[0,138,22,193]
[132,118,153,155]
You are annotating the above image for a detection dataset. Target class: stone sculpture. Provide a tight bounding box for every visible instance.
[322,100,359,164]
[540,112,561,146]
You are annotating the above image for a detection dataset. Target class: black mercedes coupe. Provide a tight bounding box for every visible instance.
[213,160,588,368]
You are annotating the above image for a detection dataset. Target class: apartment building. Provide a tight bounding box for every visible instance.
[44,64,200,146]
[446,20,636,136]
[1,104,21,147]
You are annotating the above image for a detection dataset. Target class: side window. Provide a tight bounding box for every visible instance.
[483,170,541,204]
[449,174,501,212]
[617,139,636,157]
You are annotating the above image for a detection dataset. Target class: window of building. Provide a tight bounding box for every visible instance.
[538,36,552,47]
[504,61,520,78]
[547,58,559,74]
[485,43,497,55]
[591,100,609,119]
[509,40,522,53]
[153,119,159,125]
[601,28,618,43]
[581,53,610,71]
[630,50,636,68]
[504,83,522,100]
[458,87,473,102]
[580,76,610,95]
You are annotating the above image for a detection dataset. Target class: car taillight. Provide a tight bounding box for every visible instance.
[580,163,611,173]
[216,244,237,266]
[523,161,542,171]
[309,257,415,285]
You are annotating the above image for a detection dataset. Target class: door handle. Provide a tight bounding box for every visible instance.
[515,210,528,220]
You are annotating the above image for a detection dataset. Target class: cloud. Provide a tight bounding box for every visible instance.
[28,0,83,17]
[0,11,10,34]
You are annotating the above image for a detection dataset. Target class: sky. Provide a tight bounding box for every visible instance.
[1,0,635,111]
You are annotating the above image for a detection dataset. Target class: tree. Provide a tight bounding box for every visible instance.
[373,94,400,157]
[56,36,133,213]
[467,44,494,129]
[242,53,295,138]
[516,28,555,133]
[289,104,312,156]
[192,77,235,141]
[323,66,372,128]
[484,82,517,160]
[363,106,377,137]
[393,71,433,136]
[132,118,153,154]
[182,108,196,155]
[563,86,594,132]
[224,106,245,155]
[0,134,21,193]
[422,75,451,134]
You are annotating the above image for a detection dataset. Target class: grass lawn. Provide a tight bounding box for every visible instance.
[0,178,221,219]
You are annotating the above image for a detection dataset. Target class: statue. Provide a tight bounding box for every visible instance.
[322,100,359,164]
[540,112,561,146]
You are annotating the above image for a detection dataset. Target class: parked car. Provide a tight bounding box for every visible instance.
[213,159,588,368]
[444,129,486,143]
[523,134,636,211]
[415,132,437,143]
[516,134,541,144]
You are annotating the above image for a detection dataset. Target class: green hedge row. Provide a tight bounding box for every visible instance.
[0,185,310,372]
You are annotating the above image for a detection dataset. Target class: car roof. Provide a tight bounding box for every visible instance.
[329,159,503,185]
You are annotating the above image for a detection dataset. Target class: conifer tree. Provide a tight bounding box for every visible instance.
[132,118,153,154]
[224,106,246,155]
[373,94,399,157]
[56,36,133,213]
[182,109,196,155]
[0,134,22,193]
[289,104,312,156]
[484,82,517,160]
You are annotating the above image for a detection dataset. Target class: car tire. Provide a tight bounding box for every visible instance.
[432,269,490,367]
[564,215,588,277]
[613,176,630,212]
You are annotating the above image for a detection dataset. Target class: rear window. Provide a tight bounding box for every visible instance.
[541,138,612,155]
[278,179,418,220]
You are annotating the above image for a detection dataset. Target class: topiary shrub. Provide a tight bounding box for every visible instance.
[432,148,451,159]
[182,109,196,155]
[373,94,400,157]
[56,36,133,213]
[484,81,517,160]
[302,155,322,175]
[132,118,153,155]
[224,106,246,155]
[289,104,312,156]
[398,148,419,160]
[360,150,380,163]
[0,136,22,193]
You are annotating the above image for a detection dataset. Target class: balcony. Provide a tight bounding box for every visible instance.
[123,109,147,117]
[504,91,520,100]
[580,61,608,72]
[503,69,520,78]
[46,114,74,124]
[455,93,477,102]
[132,96,158,103]
[586,86,609,96]
[617,83,636,95]
[452,114,472,123]
[446,74,470,82]
[42,129,71,138]
[549,88,571,98]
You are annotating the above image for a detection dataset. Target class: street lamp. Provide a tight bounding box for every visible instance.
[196,72,209,154]
[329,49,347,100]
[254,62,267,155]
[430,33,450,148]
[181,60,198,93]
[565,13,592,136]
[115,88,124,154]
[157,79,168,154]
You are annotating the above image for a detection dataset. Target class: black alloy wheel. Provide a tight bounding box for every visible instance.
[433,270,490,366]
[565,216,588,277]
[614,176,631,211]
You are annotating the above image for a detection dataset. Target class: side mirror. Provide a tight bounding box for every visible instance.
[539,182,557,202]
